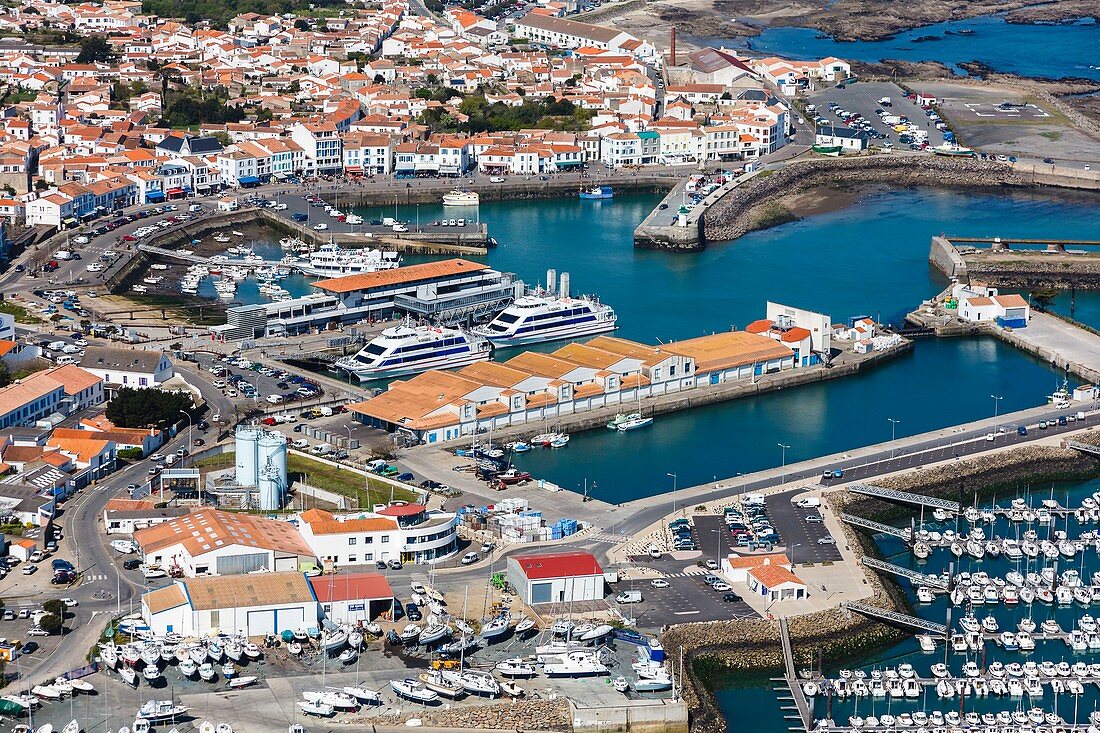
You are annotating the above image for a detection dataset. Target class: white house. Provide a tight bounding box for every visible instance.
[102,499,190,534]
[720,552,792,582]
[958,293,1030,326]
[134,509,317,577]
[506,550,604,605]
[815,125,868,151]
[77,347,174,390]
[290,121,343,175]
[297,506,459,566]
[310,572,394,624]
[141,572,320,637]
[747,563,808,602]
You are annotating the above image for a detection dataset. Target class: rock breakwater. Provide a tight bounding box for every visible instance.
[365,699,571,730]
[702,157,1019,243]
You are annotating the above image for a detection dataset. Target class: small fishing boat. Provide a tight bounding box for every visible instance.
[143,665,163,682]
[198,663,216,681]
[243,643,262,660]
[69,678,94,693]
[297,701,335,718]
[221,663,236,679]
[178,659,197,677]
[496,658,537,677]
[500,681,524,697]
[286,642,302,655]
[418,671,464,699]
[338,648,358,665]
[343,686,381,704]
[228,676,257,689]
[613,676,630,693]
[119,666,138,686]
[390,678,439,704]
[400,624,422,642]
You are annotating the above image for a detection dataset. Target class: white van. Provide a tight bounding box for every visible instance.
[55,356,77,365]
[164,454,177,466]
[311,443,332,455]
[616,590,643,604]
[796,497,821,509]
[292,439,309,449]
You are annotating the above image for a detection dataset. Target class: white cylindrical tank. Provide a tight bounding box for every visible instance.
[235,425,261,487]
[257,430,287,510]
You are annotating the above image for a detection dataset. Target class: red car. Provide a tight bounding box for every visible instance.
[260,417,277,426]
[122,235,136,241]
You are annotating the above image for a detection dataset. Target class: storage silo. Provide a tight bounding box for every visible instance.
[234,425,261,487]
[257,430,288,510]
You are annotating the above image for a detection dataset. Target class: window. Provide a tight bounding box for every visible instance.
[381,536,389,543]
[139,378,148,386]
[365,536,373,544]
[365,553,373,561]
[348,537,357,545]
[348,555,356,563]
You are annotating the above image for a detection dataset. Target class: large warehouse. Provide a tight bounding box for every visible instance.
[506,551,605,605]
[141,571,319,637]
[133,509,316,576]
[310,572,394,624]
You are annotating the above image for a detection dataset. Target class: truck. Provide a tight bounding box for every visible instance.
[878,97,892,107]
[796,497,821,508]
[616,590,643,604]
[742,493,766,507]
[882,114,902,126]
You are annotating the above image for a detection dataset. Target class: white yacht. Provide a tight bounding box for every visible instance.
[298,242,401,277]
[473,270,616,347]
[442,190,480,206]
[335,322,491,381]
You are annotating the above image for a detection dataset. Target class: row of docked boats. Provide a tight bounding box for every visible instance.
[929,567,1100,608]
[931,494,1100,525]
[99,632,262,687]
[2,675,95,711]
[837,707,1067,730]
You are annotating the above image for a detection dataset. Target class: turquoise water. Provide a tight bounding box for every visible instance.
[708,15,1100,81]
[718,476,1100,733]
[381,188,1100,503]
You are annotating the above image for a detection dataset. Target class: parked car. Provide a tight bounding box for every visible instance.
[650,579,670,588]
[461,552,479,565]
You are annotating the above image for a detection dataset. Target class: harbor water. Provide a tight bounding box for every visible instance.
[703,15,1100,81]
[379,187,1100,504]
[718,476,1100,733]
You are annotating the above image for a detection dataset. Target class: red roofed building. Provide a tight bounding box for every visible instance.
[507,550,604,605]
[310,572,394,623]
[747,563,807,602]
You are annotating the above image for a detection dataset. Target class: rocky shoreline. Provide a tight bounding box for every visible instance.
[363,699,573,730]
[662,431,1100,733]
[701,156,1020,243]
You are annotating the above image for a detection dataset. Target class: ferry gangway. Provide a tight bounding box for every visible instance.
[778,616,812,732]
[848,483,960,513]
[859,556,948,589]
[839,513,911,541]
[1069,441,1100,459]
[844,601,947,635]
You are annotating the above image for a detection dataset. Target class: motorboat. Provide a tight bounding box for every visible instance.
[228,676,257,689]
[31,686,61,701]
[400,624,422,642]
[390,678,439,704]
[302,690,357,710]
[224,641,243,662]
[198,663,216,681]
[442,190,480,206]
[221,663,236,679]
[297,701,335,718]
[137,701,188,722]
[143,665,162,682]
[456,669,501,697]
[496,658,537,677]
[322,629,348,652]
[244,643,262,660]
[634,672,673,692]
[68,678,94,693]
[419,623,451,646]
[544,650,608,677]
[347,630,364,649]
[617,416,654,432]
[338,649,358,665]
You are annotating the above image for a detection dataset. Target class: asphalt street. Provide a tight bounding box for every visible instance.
[763,489,842,563]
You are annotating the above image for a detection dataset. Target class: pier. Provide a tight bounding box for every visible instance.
[947,236,1100,254]
[1070,441,1100,458]
[859,557,947,589]
[844,602,948,635]
[779,616,814,733]
[633,170,759,251]
[848,483,961,513]
[839,513,912,541]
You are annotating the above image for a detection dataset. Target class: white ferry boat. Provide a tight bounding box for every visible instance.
[473,270,616,347]
[335,322,491,381]
[298,242,401,277]
[442,190,480,206]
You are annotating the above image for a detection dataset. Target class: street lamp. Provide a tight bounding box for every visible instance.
[178,409,192,462]
[710,528,723,565]
[778,443,791,484]
[790,542,802,567]
[668,472,678,514]
[888,418,901,457]
[991,394,1003,419]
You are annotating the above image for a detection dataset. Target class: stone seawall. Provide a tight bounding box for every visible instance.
[364,699,572,730]
[961,257,1100,290]
[929,236,968,281]
[333,176,676,207]
[702,157,1021,243]
[664,430,1100,733]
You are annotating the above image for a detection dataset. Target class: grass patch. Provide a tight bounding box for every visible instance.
[198,451,419,505]
[0,301,44,324]
[751,202,799,230]
[1039,130,1063,141]
[288,453,419,506]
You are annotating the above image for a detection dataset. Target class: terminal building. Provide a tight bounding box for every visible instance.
[210,259,522,340]
[349,327,796,444]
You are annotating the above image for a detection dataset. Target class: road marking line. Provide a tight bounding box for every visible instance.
[674,611,700,615]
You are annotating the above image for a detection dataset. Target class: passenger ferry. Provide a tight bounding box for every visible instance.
[442,190,480,206]
[472,270,616,347]
[334,322,491,381]
[298,242,401,277]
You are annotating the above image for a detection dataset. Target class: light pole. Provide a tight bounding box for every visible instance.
[710,528,723,565]
[778,443,791,484]
[668,472,678,514]
[178,409,192,462]
[888,417,901,457]
[991,394,1003,419]
[790,542,802,567]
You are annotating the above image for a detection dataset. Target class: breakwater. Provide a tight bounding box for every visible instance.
[661,430,1100,733]
[702,157,1022,245]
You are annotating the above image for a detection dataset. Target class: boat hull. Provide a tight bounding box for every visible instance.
[478,318,617,347]
[337,350,490,382]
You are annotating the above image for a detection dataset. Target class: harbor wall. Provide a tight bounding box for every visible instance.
[570,698,690,733]
[929,236,968,281]
[1010,162,1100,191]
[663,430,1100,733]
[957,255,1100,290]
[701,156,1023,244]
[327,175,677,208]
[455,341,915,446]
[990,323,1100,387]
[367,698,572,730]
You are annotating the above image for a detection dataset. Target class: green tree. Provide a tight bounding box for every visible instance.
[42,600,65,617]
[76,36,113,63]
[293,18,311,30]
[1030,288,1058,310]
[105,387,195,429]
[38,613,62,634]
[117,447,145,460]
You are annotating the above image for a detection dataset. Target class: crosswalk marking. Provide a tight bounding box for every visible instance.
[84,573,108,582]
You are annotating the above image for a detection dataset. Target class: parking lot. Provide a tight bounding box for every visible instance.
[764,489,842,563]
[809,81,944,150]
[617,573,756,625]
[192,353,326,414]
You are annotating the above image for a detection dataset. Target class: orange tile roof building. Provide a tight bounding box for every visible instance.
[0,365,104,431]
[296,507,459,566]
[134,508,317,577]
[348,320,796,445]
